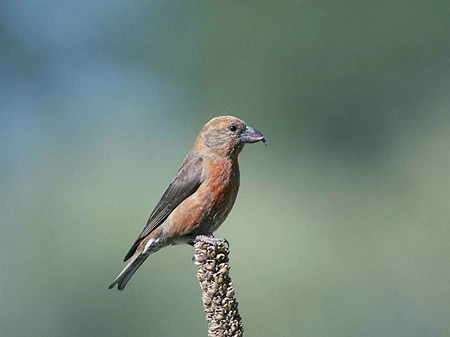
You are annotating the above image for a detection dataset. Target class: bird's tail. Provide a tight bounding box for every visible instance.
[108,253,149,291]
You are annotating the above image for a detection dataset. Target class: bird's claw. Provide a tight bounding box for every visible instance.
[195,235,229,248]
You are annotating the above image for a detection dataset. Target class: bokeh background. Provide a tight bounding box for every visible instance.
[2,1,450,336]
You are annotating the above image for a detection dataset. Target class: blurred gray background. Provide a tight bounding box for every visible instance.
[2,1,450,336]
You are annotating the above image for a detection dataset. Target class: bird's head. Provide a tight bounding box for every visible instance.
[196,116,266,158]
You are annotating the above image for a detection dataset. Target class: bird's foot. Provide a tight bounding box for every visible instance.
[194,235,229,247]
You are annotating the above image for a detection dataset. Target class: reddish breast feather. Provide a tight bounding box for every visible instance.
[199,158,240,232]
[166,158,240,236]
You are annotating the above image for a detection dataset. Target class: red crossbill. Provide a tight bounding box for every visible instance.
[108,116,266,290]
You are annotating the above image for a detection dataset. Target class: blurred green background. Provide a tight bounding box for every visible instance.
[2,1,450,336]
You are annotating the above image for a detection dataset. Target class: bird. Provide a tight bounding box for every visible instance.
[108,115,266,290]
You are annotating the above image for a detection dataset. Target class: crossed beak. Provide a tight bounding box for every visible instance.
[240,126,267,146]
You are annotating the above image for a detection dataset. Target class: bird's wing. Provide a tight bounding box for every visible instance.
[124,155,203,261]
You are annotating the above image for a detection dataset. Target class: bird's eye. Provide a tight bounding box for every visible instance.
[229,125,237,132]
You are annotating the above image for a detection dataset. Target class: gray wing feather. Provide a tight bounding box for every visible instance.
[123,155,203,261]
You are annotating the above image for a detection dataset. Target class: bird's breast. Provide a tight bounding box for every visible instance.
[166,158,240,237]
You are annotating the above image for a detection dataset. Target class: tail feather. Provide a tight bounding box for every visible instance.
[108,254,149,290]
